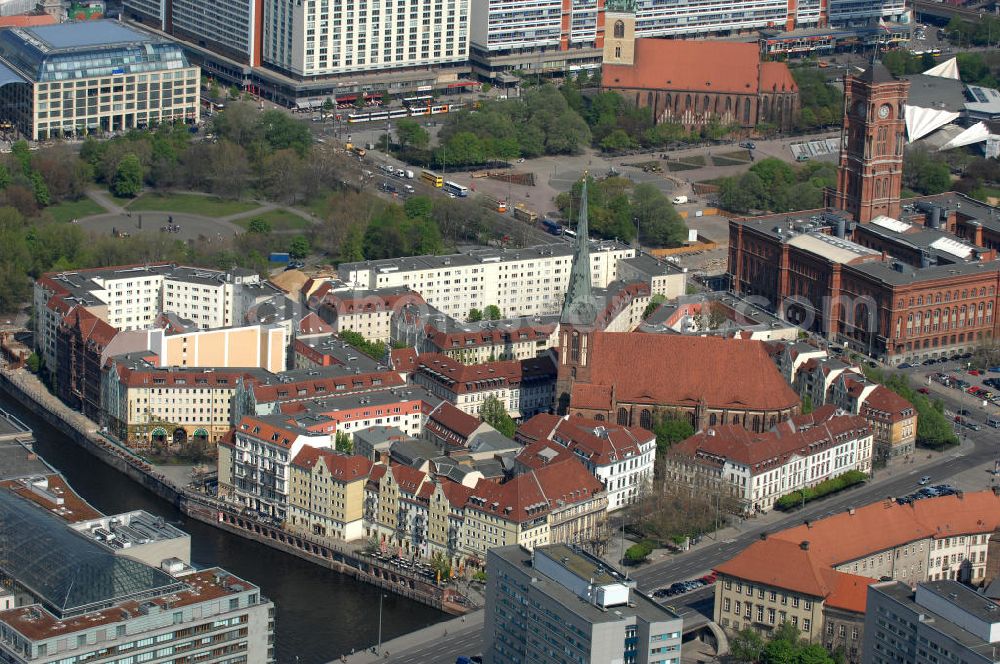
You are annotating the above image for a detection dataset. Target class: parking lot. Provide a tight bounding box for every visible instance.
[915,358,1000,429]
[651,572,717,600]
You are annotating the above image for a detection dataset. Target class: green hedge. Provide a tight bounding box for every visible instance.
[775,470,868,511]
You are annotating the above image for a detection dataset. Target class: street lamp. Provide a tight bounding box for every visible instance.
[377,593,385,653]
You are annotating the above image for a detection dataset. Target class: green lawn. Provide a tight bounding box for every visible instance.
[716,150,751,161]
[233,208,313,232]
[665,161,701,172]
[711,156,751,167]
[679,154,706,166]
[126,193,261,218]
[44,197,105,223]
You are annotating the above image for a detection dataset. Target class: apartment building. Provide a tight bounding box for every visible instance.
[307,287,424,344]
[286,387,438,440]
[392,302,560,364]
[286,446,372,541]
[0,488,274,664]
[34,263,271,373]
[484,544,682,664]
[0,21,200,141]
[125,0,263,66]
[666,408,873,515]
[468,0,603,83]
[217,414,333,520]
[338,241,634,320]
[714,490,1000,660]
[102,355,246,449]
[410,353,556,420]
[863,580,1000,664]
[516,413,656,511]
[831,375,917,463]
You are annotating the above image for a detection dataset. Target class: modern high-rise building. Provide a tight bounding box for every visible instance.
[484,544,683,664]
[469,0,604,82]
[863,580,1000,664]
[0,21,200,140]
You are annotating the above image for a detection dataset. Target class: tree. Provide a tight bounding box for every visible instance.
[396,118,430,150]
[247,218,272,234]
[643,294,666,319]
[624,541,652,564]
[801,393,814,415]
[483,304,502,320]
[288,235,310,259]
[729,628,766,664]
[335,431,353,453]
[651,410,694,454]
[111,153,143,197]
[479,394,516,438]
[322,97,335,116]
[468,308,483,322]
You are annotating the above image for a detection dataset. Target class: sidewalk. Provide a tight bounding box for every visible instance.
[332,610,484,664]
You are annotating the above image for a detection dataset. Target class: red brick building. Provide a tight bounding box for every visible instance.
[728,63,1000,364]
[601,39,799,132]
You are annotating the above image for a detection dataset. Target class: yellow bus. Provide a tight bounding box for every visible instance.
[421,170,444,188]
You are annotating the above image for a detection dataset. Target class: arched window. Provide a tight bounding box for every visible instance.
[613,20,625,38]
[703,95,710,113]
[752,414,761,431]
[743,98,751,124]
[709,413,718,426]
[640,409,653,429]
[685,95,692,110]
[617,407,629,426]
[571,331,580,362]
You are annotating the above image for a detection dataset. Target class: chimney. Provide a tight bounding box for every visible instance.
[800,541,810,551]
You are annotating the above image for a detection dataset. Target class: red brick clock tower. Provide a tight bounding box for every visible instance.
[832,63,910,223]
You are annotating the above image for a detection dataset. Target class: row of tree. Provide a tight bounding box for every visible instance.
[862,367,959,450]
[555,176,687,246]
[717,158,837,214]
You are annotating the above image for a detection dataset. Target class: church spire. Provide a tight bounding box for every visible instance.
[560,176,598,327]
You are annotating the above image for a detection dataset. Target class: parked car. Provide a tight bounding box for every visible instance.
[919,476,932,485]
[957,409,972,417]
[923,358,937,365]
[898,363,913,369]
[918,387,930,394]
[969,369,982,376]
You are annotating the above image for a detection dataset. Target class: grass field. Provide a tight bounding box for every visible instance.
[717,150,751,161]
[664,161,701,172]
[679,154,706,166]
[233,208,312,232]
[44,197,105,223]
[711,156,751,167]
[127,193,260,217]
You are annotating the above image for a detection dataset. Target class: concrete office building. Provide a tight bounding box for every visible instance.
[0,21,199,140]
[125,0,263,66]
[0,488,274,664]
[484,544,683,664]
[468,0,603,83]
[863,580,1000,664]
[339,241,635,321]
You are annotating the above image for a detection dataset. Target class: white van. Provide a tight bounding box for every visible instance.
[672,195,688,205]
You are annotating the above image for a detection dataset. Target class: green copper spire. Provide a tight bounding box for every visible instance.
[560,177,598,327]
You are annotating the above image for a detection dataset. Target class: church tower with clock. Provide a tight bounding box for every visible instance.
[831,63,910,223]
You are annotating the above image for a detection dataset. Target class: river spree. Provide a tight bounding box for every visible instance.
[0,391,446,664]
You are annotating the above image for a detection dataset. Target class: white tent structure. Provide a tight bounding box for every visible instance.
[905,106,961,142]
[922,57,961,80]
[940,121,992,150]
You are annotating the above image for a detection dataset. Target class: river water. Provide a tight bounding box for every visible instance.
[0,392,445,664]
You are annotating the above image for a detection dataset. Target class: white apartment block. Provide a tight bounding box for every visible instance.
[219,415,333,520]
[338,242,634,320]
[631,0,907,38]
[34,264,271,372]
[262,0,470,77]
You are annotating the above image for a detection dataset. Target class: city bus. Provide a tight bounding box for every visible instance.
[443,181,469,197]
[422,170,444,187]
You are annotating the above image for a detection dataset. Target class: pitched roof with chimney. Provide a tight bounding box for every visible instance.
[518,414,654,467]
[576,333,800,412]
[425,401,485,446]
[235,415,316,449]
[415,353,556,395]
[297,312,334,337]
[670,413,870,473]
[61,306,117,349]
[466,457,603,523]
[514,439,577,471]
[860,386,916,423]
[291,447,373,480]
[248,370,405,403]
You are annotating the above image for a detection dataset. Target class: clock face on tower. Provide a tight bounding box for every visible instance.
[878,104,891,119]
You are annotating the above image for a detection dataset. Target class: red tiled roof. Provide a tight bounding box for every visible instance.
[0,14,56,27]
[61,306,117,348]
[603,40,763,95]
[518,414,654,466]
[390,463,427,494]
[426,402,484,443]
[826,571,876,613]
[235,416,308,449]
[298,312,334,336]
[467,457,603,523]
[571,384,614,411]
[514,439,577,470]
[438,479,475,509]
[389,347,419,372]
[759,61,799,94]
[291,447,372,479]
[578,333,800,412]
[670,414,870,472]
[416,353,556,395]
[515,413,563,444]
[113,362,246,388]
[424,320,557,352]
[861,386,915,422]
[249,370,404,402]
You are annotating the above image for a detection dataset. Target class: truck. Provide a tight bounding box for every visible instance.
[671,195,688,205]
[513,203,538,224]
[405,169,415,179]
